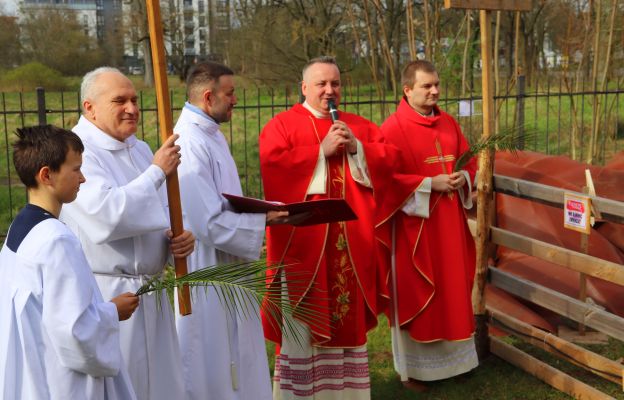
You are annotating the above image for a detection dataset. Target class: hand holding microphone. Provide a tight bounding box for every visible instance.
[321,98,357,157]
[328,99,339,122]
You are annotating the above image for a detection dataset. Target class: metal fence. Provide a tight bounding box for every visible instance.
[1,77,623,234]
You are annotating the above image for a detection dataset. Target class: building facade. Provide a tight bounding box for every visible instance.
[19,0,230,73]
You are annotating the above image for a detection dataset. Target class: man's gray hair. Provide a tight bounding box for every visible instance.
[302,56,338,80]
[80,66,123,109]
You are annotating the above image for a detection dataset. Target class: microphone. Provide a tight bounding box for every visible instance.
[328,99,339,122]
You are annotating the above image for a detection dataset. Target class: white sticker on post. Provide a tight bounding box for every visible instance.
[563,193,591,234]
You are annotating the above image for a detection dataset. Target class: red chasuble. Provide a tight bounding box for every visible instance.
[377,98,477,342]
[260,103,391,348]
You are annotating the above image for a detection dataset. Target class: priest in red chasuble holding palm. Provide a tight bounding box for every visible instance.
[377,60,479,387]
[259,56,392,400]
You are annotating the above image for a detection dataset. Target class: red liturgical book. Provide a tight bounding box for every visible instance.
[222,193,358,226]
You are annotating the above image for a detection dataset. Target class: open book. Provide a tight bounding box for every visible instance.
[222,193,358,227]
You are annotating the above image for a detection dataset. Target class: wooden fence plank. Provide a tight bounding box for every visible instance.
[491,227,624,286]
[493,175,624,224]
[489,309,624,386]
[489,267,624,342]
[490,337,615,400]
[444,0,533,11]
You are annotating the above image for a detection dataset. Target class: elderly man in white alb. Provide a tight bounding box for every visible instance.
[60,67,195,400]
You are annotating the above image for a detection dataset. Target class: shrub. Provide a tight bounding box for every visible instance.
[1,62,67,91]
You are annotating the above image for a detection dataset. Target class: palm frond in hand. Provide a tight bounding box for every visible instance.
[135,261,328,346]
[454,128,534,172]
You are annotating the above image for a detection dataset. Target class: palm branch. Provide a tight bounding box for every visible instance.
[135,261,329,346]
[454,128,534,172]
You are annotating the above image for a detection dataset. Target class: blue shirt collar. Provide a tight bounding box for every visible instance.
[184,102,218,124]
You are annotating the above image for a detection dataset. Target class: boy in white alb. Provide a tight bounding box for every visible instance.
[0,125,139,400]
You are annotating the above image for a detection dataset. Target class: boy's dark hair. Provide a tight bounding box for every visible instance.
[13,125,84,188]
[401,60,437,88]
[186,61,234,102]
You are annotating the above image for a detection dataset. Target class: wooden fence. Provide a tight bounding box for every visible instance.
[471,174,624,399]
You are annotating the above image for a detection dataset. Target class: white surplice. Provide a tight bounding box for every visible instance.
[391,175,478,381]
[173,105,271,400]
[59,116,185,400]
[0,204,136,400]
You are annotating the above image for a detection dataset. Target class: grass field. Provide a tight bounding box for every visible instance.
[265,315,624,400]
[1,79,623,231]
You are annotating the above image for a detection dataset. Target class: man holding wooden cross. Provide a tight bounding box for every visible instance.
[60,67,195,400]
[377,60,479,388]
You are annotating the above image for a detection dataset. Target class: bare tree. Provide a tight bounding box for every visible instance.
[0,15,21,69]
[406,0,417,60]
[124,0,154,86]
[461,11,472,95]
[162,0,199,81]
[588,0,619,163]
[20,8,105,76]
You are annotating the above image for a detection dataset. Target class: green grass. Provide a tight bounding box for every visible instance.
[266,315,624,399]
[0,81,622,234]
[0,184,25,233]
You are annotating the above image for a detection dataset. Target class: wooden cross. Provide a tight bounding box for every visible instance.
[145,0,192,315]
[443,0,532,353]
[444,0,532,11]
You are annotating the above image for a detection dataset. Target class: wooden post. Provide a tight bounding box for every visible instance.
[444,0,533,359]
[578,170,598,334]
[472,9,495,360]
[578,186,589,335]
[145,0,192,315]
[474,9,495,317]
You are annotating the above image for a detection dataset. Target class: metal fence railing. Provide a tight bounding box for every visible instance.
[1,77,623,234]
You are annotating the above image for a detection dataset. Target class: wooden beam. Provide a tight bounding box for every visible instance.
[473,9,495,317]
[490,337,616,400]
[145,0,191,315]
[490,267,624,342]
[489,309,624,386]
[491,226,624,286]
[444,0,533,11]
[494,174,624,224]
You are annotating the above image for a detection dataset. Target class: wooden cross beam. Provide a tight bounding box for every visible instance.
[444,0,532,356]
[145,0,192,315]
[444,0,532,11]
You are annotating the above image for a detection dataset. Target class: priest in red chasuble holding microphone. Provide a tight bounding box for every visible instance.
[376,60,479,388]
[259,56,393,400]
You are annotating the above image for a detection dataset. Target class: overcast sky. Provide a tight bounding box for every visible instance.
[1,0,18,15]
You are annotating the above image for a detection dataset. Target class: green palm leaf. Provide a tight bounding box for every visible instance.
[135,261,329,346]
[454,128,535,172]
